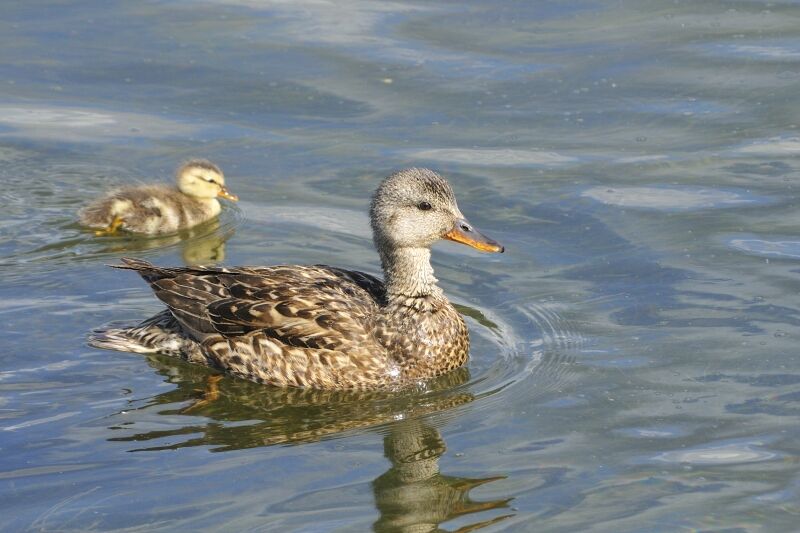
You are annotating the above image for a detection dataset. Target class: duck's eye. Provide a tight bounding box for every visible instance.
[417,201,432,211]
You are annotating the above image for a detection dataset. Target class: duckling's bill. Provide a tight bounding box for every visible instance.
[444,218,504,253]
[217,185,238,201]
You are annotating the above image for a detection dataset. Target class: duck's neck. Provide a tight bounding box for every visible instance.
[379,247,443,299]
[191,196,221,217]
[205,197,222,217]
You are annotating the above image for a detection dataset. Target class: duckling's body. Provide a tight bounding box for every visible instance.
[89,168,503,390]
[80,184,222,235]
[79,160,236,235]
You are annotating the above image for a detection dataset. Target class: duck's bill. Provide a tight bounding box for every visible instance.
[444,218,504,253]
[217,186,239,201]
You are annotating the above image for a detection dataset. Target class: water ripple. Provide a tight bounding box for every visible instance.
[413,148,577,167]
[582,186,766,211]
[0,104,196,142]
[728,235,800,260]
[654,440,778,465]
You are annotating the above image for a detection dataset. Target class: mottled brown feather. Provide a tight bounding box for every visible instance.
[103,256,467,389]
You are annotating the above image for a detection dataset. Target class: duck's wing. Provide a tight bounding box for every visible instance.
[115,258,384,350]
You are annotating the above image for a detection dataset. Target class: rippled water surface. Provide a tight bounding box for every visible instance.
[2,1,800,531]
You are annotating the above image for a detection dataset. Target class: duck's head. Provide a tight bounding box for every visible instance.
[176,160,238,201]
[370,168,504,254]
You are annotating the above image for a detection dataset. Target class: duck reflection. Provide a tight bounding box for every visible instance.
[109,355,513,531]
[374,420,513,532]
[110,354,475,449]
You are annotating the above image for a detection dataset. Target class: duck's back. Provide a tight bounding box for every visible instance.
[80,185,217,234]
[93,259,395,388]
[145,262,386,347]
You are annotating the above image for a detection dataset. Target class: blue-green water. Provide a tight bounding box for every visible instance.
[2,1,800,531]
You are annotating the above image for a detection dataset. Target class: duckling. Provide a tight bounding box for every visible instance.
[88,168,504,390]
[79,160,237,236]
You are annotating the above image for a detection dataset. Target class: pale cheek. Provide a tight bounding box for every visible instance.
[393,218,420,242]
[434,215,454,235]
[185,182,216,197]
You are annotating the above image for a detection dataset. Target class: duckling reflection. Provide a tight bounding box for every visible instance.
[95,217,232,266]
[179,223,228,265]
[109,354,475,450]
[374,420,513,533]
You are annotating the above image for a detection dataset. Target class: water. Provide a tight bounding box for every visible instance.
[1,0,799,530]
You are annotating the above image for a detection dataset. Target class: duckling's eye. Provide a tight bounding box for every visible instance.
[417,201,432,211]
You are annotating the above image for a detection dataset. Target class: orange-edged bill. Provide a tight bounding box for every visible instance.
[217,186,238,201]
[444,218,504,253]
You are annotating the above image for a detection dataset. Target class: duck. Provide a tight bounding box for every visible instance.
[88,168,503,390]
[79,159,237,236]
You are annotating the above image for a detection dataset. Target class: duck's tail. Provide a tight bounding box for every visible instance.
[88,327,161,354]
[88,309,192,357]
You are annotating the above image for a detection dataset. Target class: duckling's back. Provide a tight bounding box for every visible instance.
[80,185,220,235]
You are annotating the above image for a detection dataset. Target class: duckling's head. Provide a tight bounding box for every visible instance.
[370,168,503,254]
[176,160,238,201]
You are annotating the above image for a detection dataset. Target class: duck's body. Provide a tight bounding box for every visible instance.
[89,168,503,390]
[79,160,237,235]
[92,260,468,388]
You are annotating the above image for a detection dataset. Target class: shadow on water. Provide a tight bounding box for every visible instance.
[106,355,514,531]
